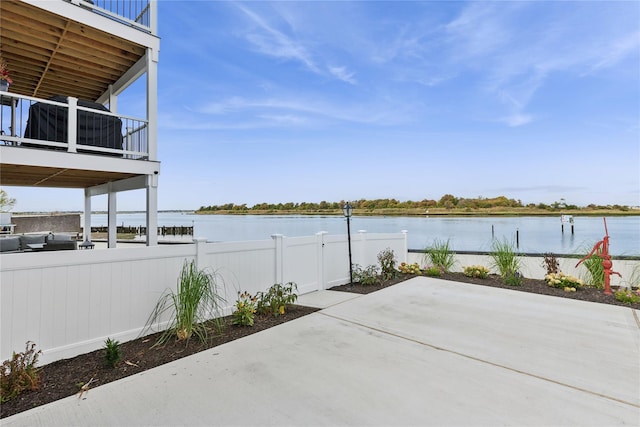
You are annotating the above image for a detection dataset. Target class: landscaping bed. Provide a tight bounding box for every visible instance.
[2,272,638,419]
[331,272,640,310]
[0,306,318,419]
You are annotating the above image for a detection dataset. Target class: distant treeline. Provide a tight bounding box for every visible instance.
[197,195,633,213]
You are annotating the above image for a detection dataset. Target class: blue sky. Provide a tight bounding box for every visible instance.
[9,1,640,212]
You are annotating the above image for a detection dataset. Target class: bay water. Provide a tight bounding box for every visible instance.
[89,213,640,256]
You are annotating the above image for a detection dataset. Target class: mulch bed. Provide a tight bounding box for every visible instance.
[1,306,318,419]
[331,272,640,310]
[3,273,638,419]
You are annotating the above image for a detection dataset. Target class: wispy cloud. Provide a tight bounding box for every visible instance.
[441,2,639,127]
[233,3,356,85]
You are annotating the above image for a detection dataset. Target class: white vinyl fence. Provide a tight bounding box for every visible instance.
[1,231,407,364]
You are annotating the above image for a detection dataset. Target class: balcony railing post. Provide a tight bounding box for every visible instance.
[67,97,78,153]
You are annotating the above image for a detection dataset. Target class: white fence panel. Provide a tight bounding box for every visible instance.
[198,239,277,313]
[282,235,321,294]
[1,232,407,364]
[323,234,350,289]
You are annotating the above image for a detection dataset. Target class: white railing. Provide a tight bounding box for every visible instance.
[0,93,149,160]
[0,231,407,364]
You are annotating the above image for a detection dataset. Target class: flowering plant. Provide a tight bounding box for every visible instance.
[232,291,257,326]
[545,272,583,292]
[0,55,13,84]
[399,262,422,275]
[463,265,490,279]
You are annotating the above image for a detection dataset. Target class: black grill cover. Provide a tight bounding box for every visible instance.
[24,95,123,153]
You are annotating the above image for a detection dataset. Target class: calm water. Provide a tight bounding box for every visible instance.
[89,213,640,256]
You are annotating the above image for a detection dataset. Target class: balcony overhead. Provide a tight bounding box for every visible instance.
[0,0,149,102]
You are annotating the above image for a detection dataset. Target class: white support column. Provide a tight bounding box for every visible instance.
[107,189,117,248]
[67,97,78,153]
[150,0,158,35]
[108,85,117,112]
[316,231,327,290]
[271,234,284,284]
[83,189,92,242]
[146,174,158,246]
[146,48,159,161]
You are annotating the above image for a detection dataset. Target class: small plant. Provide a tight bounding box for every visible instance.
[614,288,640,304]
[423,266,442,277]
[490,238,522,283]
[256,282,298,317]
[232,291,258,326]
[463,265,490,279]
[378,248,399,281]
[542,253,559,275]
[1,341,42,403]
[423,239,455,273]
[579,251,605,289]
[503,271,523,286]
[545,272,583,292]
[398,262,422,275]
[353,264,380,285]
[143,259,225,347]
[103,338,121,368]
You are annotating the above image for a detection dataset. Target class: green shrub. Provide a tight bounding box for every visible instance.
[104,338,121,368]
[144,259,225,346]
[377,248,399,281]
[490,238,522,282]
[256,282,298,317]
[423,239,455,273]
[580,252,605,289]
[423,266,442,277]
[463,265,490,279]
[232,291,258,326]
[503,271,523,286]
[1,342,42,403]
[614,289,640,304]
[353,264,380,285]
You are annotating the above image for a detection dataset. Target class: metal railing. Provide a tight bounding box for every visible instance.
[0,92,149,160]
[71,0,153,32]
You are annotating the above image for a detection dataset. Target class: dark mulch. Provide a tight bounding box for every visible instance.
[1,305,318,419]
[331,272,640,310]
[3,273,638,419]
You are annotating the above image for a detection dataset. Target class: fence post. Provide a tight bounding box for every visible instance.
[194,237,207,271]
[316,231,327,290]
[401,230,409,263]
[271,234,284,284]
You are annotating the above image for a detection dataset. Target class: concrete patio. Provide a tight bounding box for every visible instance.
[3,277,639,426]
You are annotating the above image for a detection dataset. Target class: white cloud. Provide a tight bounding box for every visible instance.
[328,66,357,84]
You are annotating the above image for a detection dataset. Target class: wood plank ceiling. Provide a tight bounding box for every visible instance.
[0,164,138,188]
[0,0,146,102]
[0,1,148,189]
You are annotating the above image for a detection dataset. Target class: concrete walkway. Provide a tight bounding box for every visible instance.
[3,277,639,426]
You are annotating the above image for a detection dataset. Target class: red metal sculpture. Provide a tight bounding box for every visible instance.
[575,218,621,295]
